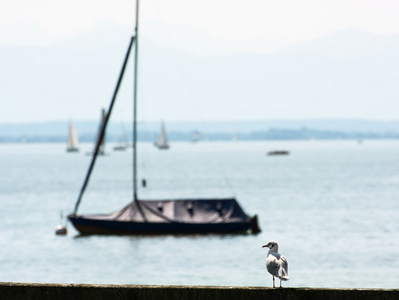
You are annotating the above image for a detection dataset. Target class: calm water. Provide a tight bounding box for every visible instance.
[1,140,398,288]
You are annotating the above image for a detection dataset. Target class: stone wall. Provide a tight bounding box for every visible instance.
[0,282,398,300]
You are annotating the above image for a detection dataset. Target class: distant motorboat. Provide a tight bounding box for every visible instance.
[154,121,170,150]
[267,150,290,156]
[66,120,79,152]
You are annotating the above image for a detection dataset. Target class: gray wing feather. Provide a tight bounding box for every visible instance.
[279,255,288,277]
[266,254,281,277]
[266,253,289,278]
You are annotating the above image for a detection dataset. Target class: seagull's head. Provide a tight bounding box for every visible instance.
[262,241,279,251]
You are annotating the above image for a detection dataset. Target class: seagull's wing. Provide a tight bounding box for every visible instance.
[278,255,288,277]
[266,254,281,277]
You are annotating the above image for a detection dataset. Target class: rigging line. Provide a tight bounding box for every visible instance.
[132,0,148,225]
[149,1,236,196]
[133,0,140,202]
[139,1,235,198]
[73,36,135,215]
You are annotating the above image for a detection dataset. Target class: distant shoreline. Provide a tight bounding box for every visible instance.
[1,119,398,143]
[1,129,398,144]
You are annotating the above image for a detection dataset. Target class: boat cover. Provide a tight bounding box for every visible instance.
[79,198,251,224]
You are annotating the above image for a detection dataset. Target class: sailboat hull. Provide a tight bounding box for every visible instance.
[155,144,169,150]
[68,216,254,235]
[68,198,260,235]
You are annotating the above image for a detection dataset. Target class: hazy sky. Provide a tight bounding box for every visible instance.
[2,0,399,51]
[2,0,399,123]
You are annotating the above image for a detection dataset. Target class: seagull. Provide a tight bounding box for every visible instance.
[262,241,290,288]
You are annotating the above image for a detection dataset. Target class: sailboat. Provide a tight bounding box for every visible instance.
[192,130,201,143]
[113,122,129,151]
[154,121,169,150]
[66,120,79,152]
[87,109,106,156]
[68,0,260,235]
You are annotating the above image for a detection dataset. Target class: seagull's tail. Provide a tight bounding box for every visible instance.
[279,276,290,281]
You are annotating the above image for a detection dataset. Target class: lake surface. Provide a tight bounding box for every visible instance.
[1,140,398,288]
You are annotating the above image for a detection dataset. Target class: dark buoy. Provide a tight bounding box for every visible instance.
[55,212,67,235]
[55,225,67,235]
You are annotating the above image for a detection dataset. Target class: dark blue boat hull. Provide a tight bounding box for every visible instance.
[68,215,256,235]
[68,198,261,235]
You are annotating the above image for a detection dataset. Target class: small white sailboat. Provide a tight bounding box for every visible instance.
[154,121,170,150]
[66,120,79,152]
[113,140,128,151]
[87,109,106,156]
[192,130,201,143]
[113,123,129,151]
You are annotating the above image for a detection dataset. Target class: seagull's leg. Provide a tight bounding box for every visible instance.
[279,279,282,288]
[273,276,275,288]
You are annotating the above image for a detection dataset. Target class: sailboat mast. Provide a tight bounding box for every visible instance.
[133,0,139,201]
[72,38,134,214]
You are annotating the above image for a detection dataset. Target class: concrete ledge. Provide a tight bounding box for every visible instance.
[0,282,398,300]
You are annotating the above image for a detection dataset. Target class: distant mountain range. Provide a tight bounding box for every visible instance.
[2,27,399,123]
[1,119,398,143]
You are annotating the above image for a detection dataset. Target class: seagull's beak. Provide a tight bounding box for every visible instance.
[262,244,268,248]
